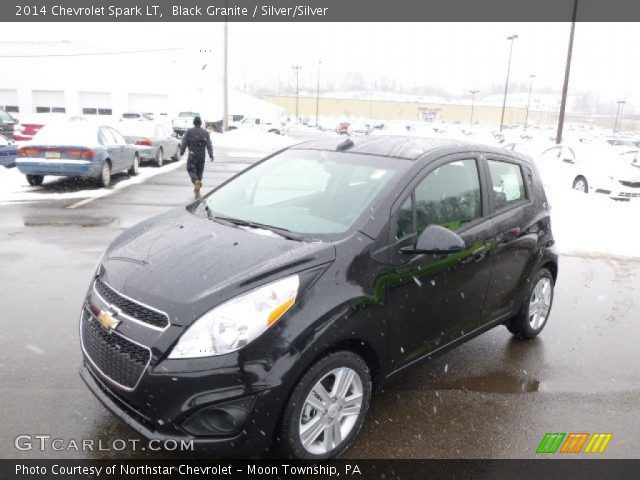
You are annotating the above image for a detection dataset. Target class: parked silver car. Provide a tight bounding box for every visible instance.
[120,123,180,167]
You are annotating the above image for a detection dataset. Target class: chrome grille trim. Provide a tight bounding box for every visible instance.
[92,279,170,331]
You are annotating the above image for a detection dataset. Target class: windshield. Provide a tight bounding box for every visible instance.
[0,110,14,122]
[179,112,199,118]
[203,149,406,237]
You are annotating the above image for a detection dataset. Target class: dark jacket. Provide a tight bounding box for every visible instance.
[180,127,213,159]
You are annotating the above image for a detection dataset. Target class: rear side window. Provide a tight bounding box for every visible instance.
[487,160,526,210]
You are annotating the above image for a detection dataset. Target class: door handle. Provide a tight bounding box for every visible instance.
[460,245,488,264]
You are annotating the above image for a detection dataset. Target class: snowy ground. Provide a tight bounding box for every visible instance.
[0,159,186,205]
[547,186,640,260]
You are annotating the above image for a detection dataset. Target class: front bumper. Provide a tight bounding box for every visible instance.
[80,360,282,455]
[16,158,101,177]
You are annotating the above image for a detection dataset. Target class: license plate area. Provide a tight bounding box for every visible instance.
[45,151,61,159]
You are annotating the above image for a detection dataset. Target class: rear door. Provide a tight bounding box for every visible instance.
[109,127,131,171]
[482,154,539,321]
[98,127,121,170]
[386,154,494,369]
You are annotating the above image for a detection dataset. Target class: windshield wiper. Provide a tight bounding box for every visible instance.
[213,216,303,241]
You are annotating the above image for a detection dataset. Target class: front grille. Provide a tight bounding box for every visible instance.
[619,192,640,198]
[94,278,169,329]
[81,308,151,390]
[620,180,640,189]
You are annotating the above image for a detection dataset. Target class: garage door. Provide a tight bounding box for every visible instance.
[128,94,169,115]
[79,91,112,116]
[32,90,66,113]
[0,89,19,113]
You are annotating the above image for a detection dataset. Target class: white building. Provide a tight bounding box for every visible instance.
[482,92,577,112]
[0,41,282,123]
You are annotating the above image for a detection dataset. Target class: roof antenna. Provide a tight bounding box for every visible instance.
[336,138,354,151]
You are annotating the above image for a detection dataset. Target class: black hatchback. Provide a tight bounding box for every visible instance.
[80,136,558,459]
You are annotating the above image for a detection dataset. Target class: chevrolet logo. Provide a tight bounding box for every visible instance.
[97,309,120,332]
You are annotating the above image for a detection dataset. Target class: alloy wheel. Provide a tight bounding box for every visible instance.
[529,277,552,329]
[298,367,363,455]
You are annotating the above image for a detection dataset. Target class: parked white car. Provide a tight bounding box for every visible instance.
[535,144,640,200]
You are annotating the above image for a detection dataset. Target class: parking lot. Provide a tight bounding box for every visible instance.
[1,139,639,459]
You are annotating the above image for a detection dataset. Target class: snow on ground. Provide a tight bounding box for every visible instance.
[0,159,185,204]
[210,129,299,157]
[547,186,640,260]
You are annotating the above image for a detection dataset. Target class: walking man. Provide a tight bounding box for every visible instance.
[180,116,214,197]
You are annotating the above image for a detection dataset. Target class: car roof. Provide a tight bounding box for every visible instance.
[291,135,531,163]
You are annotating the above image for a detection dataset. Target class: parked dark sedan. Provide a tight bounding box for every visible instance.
[0,134,18,168]
[120,122,180,167]
[80,136,558,459]
[16,122,140,187]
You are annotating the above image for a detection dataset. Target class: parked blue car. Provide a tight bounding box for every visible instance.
[16,122,140,187]
[0,134,18,168]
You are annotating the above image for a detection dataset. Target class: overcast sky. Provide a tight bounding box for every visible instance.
[2,22,639,104]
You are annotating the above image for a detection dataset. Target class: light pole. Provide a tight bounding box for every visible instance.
[315,61,322,127]
[613,100,626,134]
[524,74,536,130]
[469,89,479,128]
[499,34,518,132]
[292,65,302,123]
[222,20,229,132]
[556,0,578,144]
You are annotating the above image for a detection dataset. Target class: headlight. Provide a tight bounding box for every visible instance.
[168,275,299,359]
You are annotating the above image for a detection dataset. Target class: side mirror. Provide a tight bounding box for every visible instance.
[401,225,465,255]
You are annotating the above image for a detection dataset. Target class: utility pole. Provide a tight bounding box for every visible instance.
[222,19,229,132]
[469,89,479,128]
[556,0,578,144]
[500,34,518,132]
[292,65,302,123]
[613,100,626,134]
[524,74,536,130]
[315,61,322,127]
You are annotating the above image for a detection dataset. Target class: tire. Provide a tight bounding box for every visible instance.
[572,176,588,193]
[506,268,554,340]
[97,161,111,188]
[171,148,180,161]
[128,154,139,176]
[26,175,44,186]
[155,148,164,167]
[277,351,371,459]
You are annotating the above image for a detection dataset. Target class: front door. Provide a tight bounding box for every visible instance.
[386,155,494,371]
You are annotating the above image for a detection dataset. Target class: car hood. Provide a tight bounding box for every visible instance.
[100,207,335,326]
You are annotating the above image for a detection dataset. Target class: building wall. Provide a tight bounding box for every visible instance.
[264,95,626,130]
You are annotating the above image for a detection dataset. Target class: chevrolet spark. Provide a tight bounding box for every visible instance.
[80,136,558,459]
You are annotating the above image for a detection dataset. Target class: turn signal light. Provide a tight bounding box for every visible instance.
[66,149,94,159]
[18,147,41,157]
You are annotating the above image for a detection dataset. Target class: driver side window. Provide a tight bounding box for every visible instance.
[396,159,482,238]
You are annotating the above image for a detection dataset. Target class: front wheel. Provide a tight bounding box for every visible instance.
[277,351,371,459]
[26,175,44,186]
[507,268,554,340]
[128,154,139,176]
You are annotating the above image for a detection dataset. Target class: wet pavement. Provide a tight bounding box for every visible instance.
[1,148,639,459]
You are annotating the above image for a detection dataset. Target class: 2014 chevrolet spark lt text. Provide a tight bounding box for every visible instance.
[80,136,558,459]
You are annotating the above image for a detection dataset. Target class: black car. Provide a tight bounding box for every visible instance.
[80,136,558,459]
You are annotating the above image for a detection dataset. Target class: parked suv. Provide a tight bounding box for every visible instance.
[80,136,558,459]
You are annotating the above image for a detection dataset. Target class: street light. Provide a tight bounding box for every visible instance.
[499,34,518,132]
[524,74,536,130]
[613,100,626,134]
[469,89,479,128]
[292,65,302,123]
[315,61,322,127]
